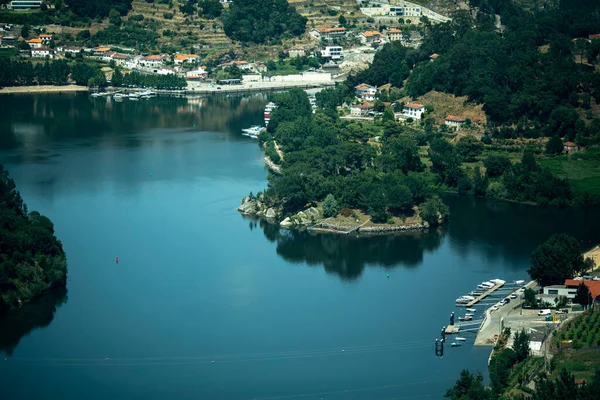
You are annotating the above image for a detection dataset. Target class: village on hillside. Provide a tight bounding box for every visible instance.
[0,0,452,98]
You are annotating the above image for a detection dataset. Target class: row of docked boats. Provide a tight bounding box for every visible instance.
[111,91,157,101]
[455,279,506,304]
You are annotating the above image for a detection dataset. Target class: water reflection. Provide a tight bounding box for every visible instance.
[445,195,600,265]
[249,217,446,280]
[0,93,268,151]
[249,196,600,280]
[0,288,68,356]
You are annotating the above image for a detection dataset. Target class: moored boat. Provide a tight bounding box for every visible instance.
[455,337,467,341]
[466,308,477,313]
[451,342,463,347]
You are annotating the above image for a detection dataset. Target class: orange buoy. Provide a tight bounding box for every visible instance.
[115,257,119,264]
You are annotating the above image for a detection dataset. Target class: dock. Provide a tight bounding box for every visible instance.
[445,319,485,335]
[459,283,504,307]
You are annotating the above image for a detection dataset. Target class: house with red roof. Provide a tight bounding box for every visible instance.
[402,102,425,120]
[563,141,579,154]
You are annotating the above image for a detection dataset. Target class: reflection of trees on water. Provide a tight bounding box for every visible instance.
[248,217,445,281]
[0,288,67,356]
[444,195,600,266]
[0,93,268,150]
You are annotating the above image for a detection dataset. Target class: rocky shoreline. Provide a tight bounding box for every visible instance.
[237,195,432,234]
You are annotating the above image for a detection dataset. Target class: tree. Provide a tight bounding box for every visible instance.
[322,194,340,218]
[77,30,91,41]
[456,135,484,162]
[21,24,30,39]
[112,68,123,87]
[199,0,223,18]
[546,136,564,155]
[528,234,586,286]
[419,195,448,226]
[484,155,510,178]
[574,282,593,308]
[512,329,530,362]
[445,370,492,400]
[523,288,538,307]
[108,8,122,26]
[472,166,488,196]
[386,184,413,211]
[221,0,307,44]
[338,15,347,25]
[489,348,517,393]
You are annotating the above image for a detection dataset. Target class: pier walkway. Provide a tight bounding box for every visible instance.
[460,283,504,308]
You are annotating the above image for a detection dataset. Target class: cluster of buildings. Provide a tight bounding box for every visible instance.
[541,278,600,304]
[309,25,415,48]
[349,82,427,120]
[358,0,451,23]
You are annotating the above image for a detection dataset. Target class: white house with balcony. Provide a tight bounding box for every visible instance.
[402,102,425,120]
[320,46,343,60]
[309,27,346,41]
[354,83,377,101]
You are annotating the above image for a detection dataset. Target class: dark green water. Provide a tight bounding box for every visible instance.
[0,93,599,400]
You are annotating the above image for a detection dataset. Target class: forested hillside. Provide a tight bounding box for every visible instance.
[0,165,67,313]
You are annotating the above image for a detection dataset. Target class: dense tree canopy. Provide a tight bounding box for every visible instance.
[0,165,67,313]
[65,0,132,18]
[221,0,307,44]
[261,89,446,222]
[528,233,586,286]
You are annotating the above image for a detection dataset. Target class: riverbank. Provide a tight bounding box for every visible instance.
[238,196,432,235]
[0,85,88,94]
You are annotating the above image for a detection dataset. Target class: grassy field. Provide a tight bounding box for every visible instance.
[539,149,600,198]
[552,347,600,382]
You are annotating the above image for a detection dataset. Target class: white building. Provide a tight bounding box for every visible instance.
[9,1,42,10]
[309,27,346,41]
[139,54,169,67]
[359,31,383,45]
[31,47,54,59]
[288,48,306,58]
[385,29,403,42]
[350,102,373,117]
[25,38,43,49]
[320,46,343,60]
[542,285,577,299]
[186,67,208,80]
[354,83,377,101]
[445,115,466,129]
[402,102,425,120]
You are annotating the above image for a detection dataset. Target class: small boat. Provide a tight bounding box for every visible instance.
[458,316,473,322]
[451,342,463,347]
[461,295,475,300]
[465,313,474,317]
[455,298,468,304]
[469,291,483,296]
[91,92,101,97]
[455,337,467,342]
[466,308,477,313]
[514,280,525,285]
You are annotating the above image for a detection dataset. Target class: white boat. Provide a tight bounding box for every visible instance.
[514,280,525,285]
[466,308,477,313]
[113,93,128,100]
[242,126,265,138]
[482,281,495,287]
[490,279,506,285]
[129,93,140,99]
[461,295,475,301]
[451,342,463,347]
[91,92,101,97]
[264,102,276,125]
[465,313,474,317]
[456,298,468,304]
[455,337,467,341]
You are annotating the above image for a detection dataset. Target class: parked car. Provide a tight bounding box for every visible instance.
[490,305,499,311]
[502,298,511,304]
[538,309,551,316]
[510,294,518,299]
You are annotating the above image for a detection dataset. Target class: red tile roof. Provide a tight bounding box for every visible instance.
[430,53,439,59]
[564,141,577,147]
[315,27,346,33]
[446,115,466,122]
[589,34,600,40]
[405,102,425,109]
[565,279,600,300]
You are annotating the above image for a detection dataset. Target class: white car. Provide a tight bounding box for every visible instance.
[490,305,499,311]
[510,294,518,299]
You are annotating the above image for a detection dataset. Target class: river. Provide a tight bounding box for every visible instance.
[0,93,599,400]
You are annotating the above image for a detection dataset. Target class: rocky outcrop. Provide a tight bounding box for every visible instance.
[237,196,267,215]
[265,207,276,219]
[280,217,293,227]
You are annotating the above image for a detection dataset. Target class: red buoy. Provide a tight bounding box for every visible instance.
[115,257,119,264]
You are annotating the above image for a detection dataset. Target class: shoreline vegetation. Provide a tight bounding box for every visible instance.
[0,164,67,314]
[0,84,88,94]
